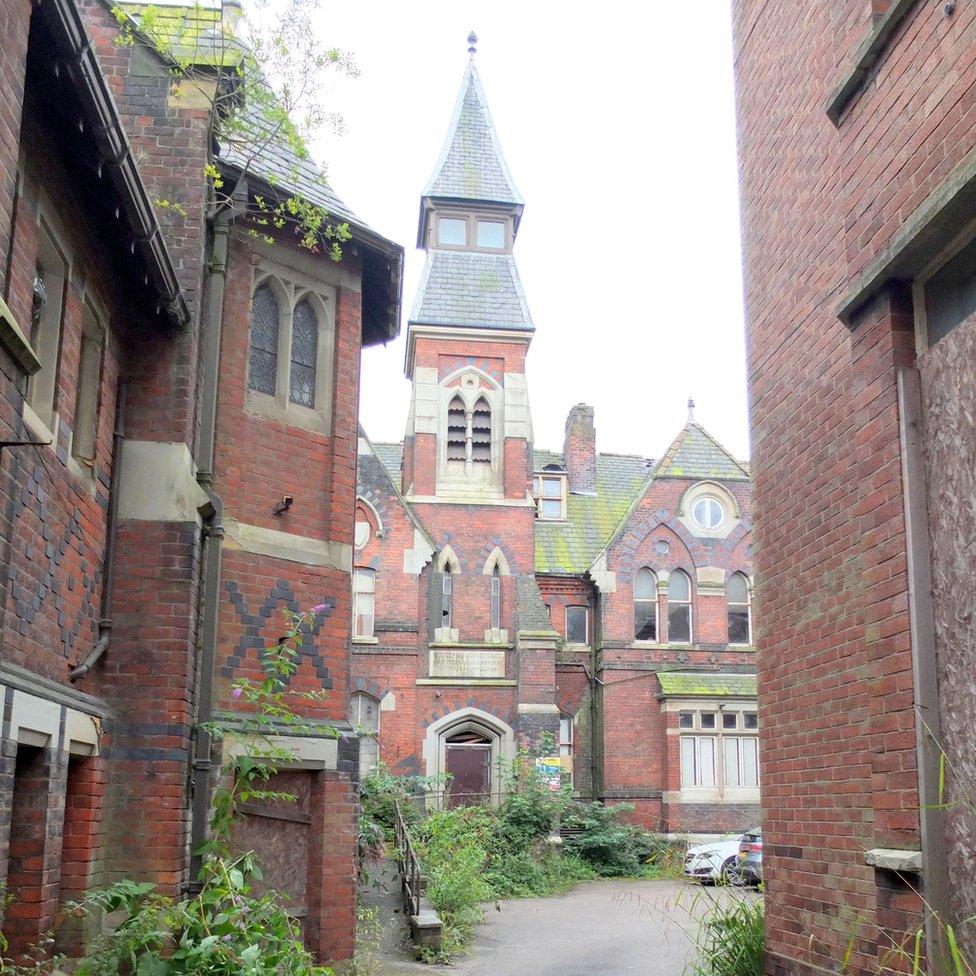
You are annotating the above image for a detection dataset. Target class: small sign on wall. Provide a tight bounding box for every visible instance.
[429,649,506,678]
[535,757,562,792]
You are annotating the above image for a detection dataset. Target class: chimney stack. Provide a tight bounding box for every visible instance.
[563,404,596,495]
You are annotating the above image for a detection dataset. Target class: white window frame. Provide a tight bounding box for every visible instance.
[673,704,760,802]
[727,572,752,646]
[667,570,693,645]
[559,712,574,786]
[533,473,567,521]
[352,568,375,641]
[633,567,659,642]
[245,266,336,435]
[350,692,380,775]
[565,605,589,646]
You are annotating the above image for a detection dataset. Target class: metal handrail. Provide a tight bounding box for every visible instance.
[393,799,425,918]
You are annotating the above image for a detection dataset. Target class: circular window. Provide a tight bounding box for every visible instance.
[654,540,670,556]
[692,497,724,530]
[354,520,371,549]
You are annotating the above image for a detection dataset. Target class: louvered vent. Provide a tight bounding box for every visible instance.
[447,395,466,460]
[472,397,491,462]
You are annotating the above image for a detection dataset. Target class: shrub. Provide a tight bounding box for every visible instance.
[560,800,657,876]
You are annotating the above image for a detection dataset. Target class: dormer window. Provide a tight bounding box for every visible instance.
[476,220,505,248]
[534,473,566,520]
[438,217,466,246]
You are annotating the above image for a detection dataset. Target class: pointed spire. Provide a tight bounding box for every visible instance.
[422,56,523,205]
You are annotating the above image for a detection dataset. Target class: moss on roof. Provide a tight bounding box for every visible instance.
[654,423,749,481]
[534,449,652,575]
[657,672,757,698]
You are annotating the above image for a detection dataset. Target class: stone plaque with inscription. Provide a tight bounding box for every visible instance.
[430,649,506,678]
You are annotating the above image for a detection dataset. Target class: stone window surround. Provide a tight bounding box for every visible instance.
[21,202,108,496]
[245,265,336,436]
[429,204,514,254]
[436,368,503,493]
[677,481,741,540]
[664,698,760,805]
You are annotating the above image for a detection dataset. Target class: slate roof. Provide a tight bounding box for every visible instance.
[534,449,653,576]
[424,62,523,205]
[371,442,404,490]
[409,250,533,331]
[117,2,366,231]
[657,672,758,698]
[654,423,750,481]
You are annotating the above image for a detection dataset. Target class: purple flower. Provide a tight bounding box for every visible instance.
[231,688,243,699]
[311,604,327,614]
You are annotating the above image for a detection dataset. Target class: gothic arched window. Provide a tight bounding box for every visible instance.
[490,564,501,630]
[634,568,658,641]
[248,283,279,395]
[668,570,692,643]
[727,572,751,645]
[441,565,453,629]
[289,298,318,407]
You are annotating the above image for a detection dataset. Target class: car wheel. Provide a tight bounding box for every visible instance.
[719,857,736,885]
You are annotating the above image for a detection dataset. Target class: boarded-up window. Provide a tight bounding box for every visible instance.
[351,692,380,774]
[71,302,104,465]
[353,569,375,639]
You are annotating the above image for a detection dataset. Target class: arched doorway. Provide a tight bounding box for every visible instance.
[422,708,516,807]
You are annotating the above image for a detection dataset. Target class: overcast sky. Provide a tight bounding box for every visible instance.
[305,2,749,461]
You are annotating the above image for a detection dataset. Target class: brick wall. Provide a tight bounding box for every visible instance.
[730,0,976,966]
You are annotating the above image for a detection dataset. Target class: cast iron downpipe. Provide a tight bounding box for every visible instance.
[188,210,231,890]
[70,383,126,681]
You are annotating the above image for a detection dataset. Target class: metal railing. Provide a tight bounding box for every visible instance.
[393,799,425,918]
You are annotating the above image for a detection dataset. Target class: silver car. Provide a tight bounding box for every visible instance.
[683,837,742,883]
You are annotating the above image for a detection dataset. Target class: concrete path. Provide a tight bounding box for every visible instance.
[370,878,755,976]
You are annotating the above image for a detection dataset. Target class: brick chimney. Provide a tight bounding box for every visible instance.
[563,404,596,494]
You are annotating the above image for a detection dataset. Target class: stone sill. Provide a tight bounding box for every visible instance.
[826,0,918,125]
[429,641,513,650]
[351,636,378,645]
[864,848,922,873]
[0,295,41,374]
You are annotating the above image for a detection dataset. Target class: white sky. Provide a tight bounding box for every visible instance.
[306,2,750,461]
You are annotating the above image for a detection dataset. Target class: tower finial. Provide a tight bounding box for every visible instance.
[467,31,478,58]
[687,397,696,423]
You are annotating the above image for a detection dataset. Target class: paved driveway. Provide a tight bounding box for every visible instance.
[375,878,757,976]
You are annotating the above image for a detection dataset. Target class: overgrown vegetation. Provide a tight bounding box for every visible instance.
[684,891,764,976]
[361,758,674,961]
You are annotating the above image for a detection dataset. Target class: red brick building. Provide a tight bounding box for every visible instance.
[734,0,976,970]
[351,53,758,837]
[0,0,400,963]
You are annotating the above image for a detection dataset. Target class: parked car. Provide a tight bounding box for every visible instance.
[683,837,743,884]
[729,826,763,886]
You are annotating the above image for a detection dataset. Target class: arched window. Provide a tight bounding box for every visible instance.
[350,692,380,774]
[248,283,279,395]
[289,298,318,407]
[446,395,466,461]
[490,564,501,630]
[727,572,751,645]
[668,570,692,643]
[634,568,658,641]
[471,396,491,463]
[441,565,453,629]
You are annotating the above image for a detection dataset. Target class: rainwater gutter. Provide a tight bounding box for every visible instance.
[188,210,231,890]
[70,383,125,681]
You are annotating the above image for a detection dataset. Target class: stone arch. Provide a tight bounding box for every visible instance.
[435,545,462,574]
[355,495,385,538]
[481,546,511,576]
[422,707,516,803]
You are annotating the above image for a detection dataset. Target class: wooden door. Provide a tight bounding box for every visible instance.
[445,744,491,807]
